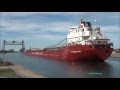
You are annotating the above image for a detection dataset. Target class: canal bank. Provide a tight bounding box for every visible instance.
[0,58,47,78]
[110,51,120,58]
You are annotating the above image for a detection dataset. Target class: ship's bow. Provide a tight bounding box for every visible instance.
[95,48,113,61]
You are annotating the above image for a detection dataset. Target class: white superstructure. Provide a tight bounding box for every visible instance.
[67,19,111,46]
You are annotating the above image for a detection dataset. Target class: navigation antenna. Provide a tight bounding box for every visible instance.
[94,19,97,28]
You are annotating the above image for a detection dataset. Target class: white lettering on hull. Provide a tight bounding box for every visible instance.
[71,51,81,53]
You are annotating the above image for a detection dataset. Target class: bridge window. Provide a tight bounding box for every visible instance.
[82,29,84,32]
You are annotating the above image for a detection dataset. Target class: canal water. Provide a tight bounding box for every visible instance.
[0,53,120,78]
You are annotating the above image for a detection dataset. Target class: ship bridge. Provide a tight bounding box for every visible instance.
[67,19,92,45]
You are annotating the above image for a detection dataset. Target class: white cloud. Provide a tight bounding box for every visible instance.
[1,19,43,32]
[1,17,74,33]
[1,12,40,17]
[1,32,66,42]
[1,12,86,16]
[43,21,74,32]
[35,34,66,41]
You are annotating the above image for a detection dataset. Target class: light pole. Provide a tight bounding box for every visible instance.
[94,19,97,28]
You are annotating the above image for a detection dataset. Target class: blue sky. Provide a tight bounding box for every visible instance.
[0,12,120,51]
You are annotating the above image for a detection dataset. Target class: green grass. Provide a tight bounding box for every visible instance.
[0,69,21,78]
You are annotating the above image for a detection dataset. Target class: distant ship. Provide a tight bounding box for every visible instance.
[24,19,113,61]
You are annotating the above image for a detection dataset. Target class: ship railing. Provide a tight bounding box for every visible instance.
[43,46,64,51]
[83,39,109,44]
[94,39,110,41]
[66,40,113,47]
[91,40,113,46]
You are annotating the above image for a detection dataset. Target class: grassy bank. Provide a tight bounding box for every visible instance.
[0,69,21,78]
[0,58,46,78]
[0,58,21,78]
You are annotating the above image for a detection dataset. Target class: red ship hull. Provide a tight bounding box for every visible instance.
[24,45,113,61]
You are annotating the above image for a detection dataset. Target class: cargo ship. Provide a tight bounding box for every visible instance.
[25,19,113,61]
